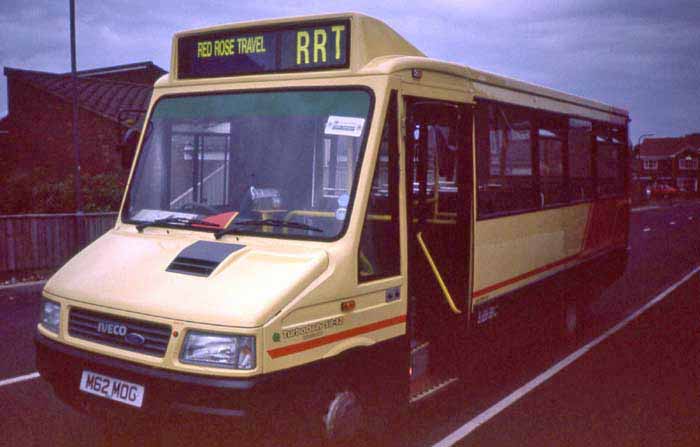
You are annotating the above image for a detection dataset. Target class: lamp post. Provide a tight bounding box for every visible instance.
[635,134,655,203]
[69,0,83,249]
[70,0,82,214]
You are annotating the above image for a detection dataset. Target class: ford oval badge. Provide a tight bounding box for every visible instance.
[125,332,146,346]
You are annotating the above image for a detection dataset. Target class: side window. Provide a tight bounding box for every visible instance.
[358,92,400,281]
[476,101,627,215]
[476,102,536,217]
[568,118,594,201]
[596,124,625,197]
[538,115,568,206]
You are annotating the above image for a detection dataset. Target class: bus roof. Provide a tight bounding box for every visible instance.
[167,12,628,123]
[363,55,629,122]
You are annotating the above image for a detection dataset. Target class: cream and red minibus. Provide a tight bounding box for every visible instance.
[36,12,630,443]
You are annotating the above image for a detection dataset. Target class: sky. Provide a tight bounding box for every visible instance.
[1,0,699,142]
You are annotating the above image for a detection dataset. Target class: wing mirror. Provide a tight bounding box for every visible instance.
[117,128,139,169]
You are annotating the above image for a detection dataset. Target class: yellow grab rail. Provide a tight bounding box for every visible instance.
[416,231,462,315]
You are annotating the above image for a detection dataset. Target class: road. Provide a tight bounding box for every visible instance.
[1,202,699,446]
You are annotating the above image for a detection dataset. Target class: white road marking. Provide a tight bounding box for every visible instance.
[433,265,700,447]
[643,227,652,232]
[631,206,661,213]
[0,372,40,388]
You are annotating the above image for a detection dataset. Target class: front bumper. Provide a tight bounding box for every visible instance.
[35,333,276,422]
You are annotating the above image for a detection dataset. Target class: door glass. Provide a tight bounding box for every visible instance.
[407,99,471,341]
[359,92,400,281]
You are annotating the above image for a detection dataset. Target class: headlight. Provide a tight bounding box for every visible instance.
[180,331,256,370]
[39,299,61,333]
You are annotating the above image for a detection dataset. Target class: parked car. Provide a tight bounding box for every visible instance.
[645,183,680,200]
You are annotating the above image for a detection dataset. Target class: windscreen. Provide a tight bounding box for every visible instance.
[124,88,373,240]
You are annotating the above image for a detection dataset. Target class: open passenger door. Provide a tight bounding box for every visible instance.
[405,97,473,401]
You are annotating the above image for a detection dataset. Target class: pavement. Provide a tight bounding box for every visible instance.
[1,201,700,446]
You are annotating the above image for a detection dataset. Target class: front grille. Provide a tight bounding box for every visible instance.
[68,308,171,357]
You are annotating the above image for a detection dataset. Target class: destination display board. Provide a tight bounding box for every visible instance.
[177,20,350,79]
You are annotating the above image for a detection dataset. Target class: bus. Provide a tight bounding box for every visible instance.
[35,12,630,443]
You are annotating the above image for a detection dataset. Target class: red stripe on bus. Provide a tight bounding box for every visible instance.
[267,314,407,359]
[472,254,580,299]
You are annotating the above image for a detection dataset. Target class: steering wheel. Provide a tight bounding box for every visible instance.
[176,202,218,215]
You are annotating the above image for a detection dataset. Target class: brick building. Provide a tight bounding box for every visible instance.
[634,134,700,194]
[1,61,165,180]
[0,116,8,153]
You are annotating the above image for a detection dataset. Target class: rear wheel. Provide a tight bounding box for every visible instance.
[560,298,585,345]
[564,300,579,337]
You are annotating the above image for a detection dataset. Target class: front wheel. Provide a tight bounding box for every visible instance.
[267,387,369,447]
[321,390,367,445]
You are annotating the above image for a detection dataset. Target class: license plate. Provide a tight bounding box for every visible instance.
[79,370,145,408]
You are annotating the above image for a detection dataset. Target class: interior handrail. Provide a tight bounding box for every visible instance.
[416,231,462,315]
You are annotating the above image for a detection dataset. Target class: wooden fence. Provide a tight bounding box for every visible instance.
[0,213,117,275]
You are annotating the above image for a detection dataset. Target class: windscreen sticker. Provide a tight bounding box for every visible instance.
[335,207,347,221]
[325,115,365,137]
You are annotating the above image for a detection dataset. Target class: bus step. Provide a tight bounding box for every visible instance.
[409,376,459,404]
[410,340,430,355]
[410,340,430,380]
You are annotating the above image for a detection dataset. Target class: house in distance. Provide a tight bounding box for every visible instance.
[635,134,700,195]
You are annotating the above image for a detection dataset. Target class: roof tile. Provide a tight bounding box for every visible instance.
[638,135,700,158]
[4,67,154,124]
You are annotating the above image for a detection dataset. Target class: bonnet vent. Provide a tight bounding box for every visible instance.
[167,241,245,277]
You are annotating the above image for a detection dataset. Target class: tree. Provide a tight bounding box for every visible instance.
[0,169,126,214]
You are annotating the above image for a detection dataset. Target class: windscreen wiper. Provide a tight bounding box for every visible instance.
[135,216,220,232]
[215,219,323,239]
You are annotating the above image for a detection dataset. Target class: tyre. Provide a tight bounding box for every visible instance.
[320,389,367,445]
[560,299,584,345]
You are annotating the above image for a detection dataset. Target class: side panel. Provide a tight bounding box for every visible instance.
[473,197,629,305]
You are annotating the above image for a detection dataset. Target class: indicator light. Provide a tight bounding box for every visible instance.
[341,300,356,312]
